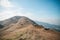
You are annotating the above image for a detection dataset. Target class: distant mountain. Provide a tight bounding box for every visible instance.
[35,21,60,32]
[0,16,60,40]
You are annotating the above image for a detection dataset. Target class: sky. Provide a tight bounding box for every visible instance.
[0,0,60,25]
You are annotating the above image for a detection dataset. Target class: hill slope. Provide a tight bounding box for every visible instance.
[0,16,60,40]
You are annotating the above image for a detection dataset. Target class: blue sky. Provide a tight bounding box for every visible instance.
[0,0,60,25]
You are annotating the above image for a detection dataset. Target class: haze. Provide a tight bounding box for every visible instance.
[0,0,60,25]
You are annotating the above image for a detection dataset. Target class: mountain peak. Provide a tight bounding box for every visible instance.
[16,16,38,26]
[0,16,60,40]
[0,16,37,27]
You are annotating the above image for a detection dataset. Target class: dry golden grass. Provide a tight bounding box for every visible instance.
[0,24,60,40]
[0,16,60,40]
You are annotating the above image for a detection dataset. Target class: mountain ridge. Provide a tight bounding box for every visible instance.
[0,16,60,32]
[0,16,60,40]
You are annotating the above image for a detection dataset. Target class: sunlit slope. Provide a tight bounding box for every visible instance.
[0,16,60,40]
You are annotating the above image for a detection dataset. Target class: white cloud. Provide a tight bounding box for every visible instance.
[0,0,34,21]
[0,0,17,20]
[0,9,16,20]
[0,0,14,8]
[0,0,59,25]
